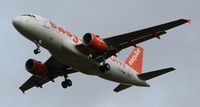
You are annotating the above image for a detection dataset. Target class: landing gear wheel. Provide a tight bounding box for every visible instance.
[99,66,106,72]
[99,63,110,73]
[104,63,111,71]
[61,81,68,88]
[34,49,41,54]
[33,40,41,54]
[61,79,72,88]
[67,79,72,87]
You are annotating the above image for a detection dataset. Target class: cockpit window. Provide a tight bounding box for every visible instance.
[21,14,36,18]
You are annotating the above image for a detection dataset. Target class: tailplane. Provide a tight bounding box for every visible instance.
[138,67,175,80]
[113,84,132,92]
[125,46,144,74]
[113,67,175,92]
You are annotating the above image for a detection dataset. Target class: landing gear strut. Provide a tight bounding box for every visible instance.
[33,40,41,54]
[61,73,72,88]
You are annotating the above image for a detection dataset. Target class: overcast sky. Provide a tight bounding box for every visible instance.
[0,0,199,107]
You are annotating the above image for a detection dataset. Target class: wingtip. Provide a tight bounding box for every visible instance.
[186,19,192,24]
[20,89,25,94]
[170,67,176,71]
[19,87,26,94]
[182,19,192,24]
[113,89,119,93]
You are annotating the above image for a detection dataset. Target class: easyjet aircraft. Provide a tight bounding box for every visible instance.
[12,14,189,93]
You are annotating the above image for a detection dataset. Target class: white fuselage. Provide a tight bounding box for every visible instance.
[12,14,148,86]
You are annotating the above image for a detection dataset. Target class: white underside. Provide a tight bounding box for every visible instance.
[16,16,148,86]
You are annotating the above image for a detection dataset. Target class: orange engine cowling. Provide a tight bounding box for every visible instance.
[25,59,48,77]
[83,33,107,52]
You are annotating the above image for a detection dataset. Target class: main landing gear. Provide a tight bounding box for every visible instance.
[95,55,111,72]
[61,73,72,88]
[33,40,41,54]
[99,63,111,72]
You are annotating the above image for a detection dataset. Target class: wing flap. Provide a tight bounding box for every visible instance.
[118,31,166,50]
[19,76,49,93]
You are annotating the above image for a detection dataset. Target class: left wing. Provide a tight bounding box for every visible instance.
[19,57,78,93]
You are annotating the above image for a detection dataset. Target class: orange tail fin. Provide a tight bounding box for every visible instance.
[125,46,144,74]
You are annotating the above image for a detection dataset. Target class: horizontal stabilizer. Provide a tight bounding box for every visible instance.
[113,84,132,92]
[138,67,175,80]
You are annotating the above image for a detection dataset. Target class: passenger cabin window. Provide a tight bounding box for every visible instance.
[21,14,36,18]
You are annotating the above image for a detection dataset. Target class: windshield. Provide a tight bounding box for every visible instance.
[21,14,36,18]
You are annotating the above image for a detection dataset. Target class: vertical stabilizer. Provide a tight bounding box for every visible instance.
[125,46,144,74]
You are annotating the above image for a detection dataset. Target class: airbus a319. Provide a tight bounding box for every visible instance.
[12,14,189,93]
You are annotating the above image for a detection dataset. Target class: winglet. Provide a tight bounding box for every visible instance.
[187,19,192,24]
[181,19,191,24]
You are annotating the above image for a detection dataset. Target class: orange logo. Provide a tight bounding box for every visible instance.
[128,48,140,66]
[125,46,143,74]
[49,20,81,44]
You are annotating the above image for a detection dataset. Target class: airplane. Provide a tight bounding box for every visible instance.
[12,14,189,93]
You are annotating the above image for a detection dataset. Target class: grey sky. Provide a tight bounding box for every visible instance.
[0,0,199,107]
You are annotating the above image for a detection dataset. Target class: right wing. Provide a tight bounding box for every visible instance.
[105,19,189,51]
[19,57,78,93]
[76,19,189,63]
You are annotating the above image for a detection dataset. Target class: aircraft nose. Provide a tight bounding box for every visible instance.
[12,16,23,29]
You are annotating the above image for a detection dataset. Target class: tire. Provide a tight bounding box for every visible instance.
[104,63,110,71]
[61,81,68,88]
[34,49,40,54]
[67,79,72,87]
[99,66,106,72]
[34,50,38,54]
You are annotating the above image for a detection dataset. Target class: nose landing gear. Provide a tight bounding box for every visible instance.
[33,40,42,54]
[34,48,41,54]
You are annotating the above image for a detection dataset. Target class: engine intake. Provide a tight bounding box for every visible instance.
[83,33,107,52]
[25,59,48,77]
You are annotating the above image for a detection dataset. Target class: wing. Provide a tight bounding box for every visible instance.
[76,19,189,63]
[19,57,78,93]
[105,19,189,51]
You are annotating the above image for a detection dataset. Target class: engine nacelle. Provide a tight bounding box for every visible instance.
[25,59,48,77]
[83,33,107,52]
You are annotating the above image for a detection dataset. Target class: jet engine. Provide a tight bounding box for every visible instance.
[25,59,48,77]
[83,33,107,52]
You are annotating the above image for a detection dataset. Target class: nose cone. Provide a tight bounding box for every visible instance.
[12,16,22,29]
